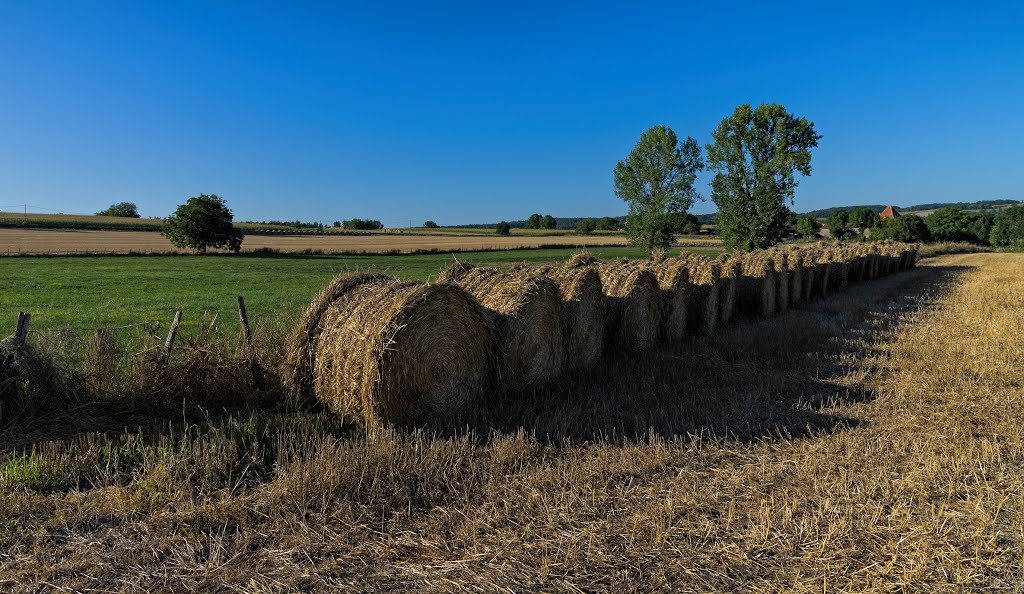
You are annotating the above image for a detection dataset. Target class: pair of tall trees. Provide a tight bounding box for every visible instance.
[526,213,557,230]
[614,103,820,253]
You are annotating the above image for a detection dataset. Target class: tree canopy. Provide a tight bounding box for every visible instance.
[613,125,703,253]
[96,202,140,218]
[990,205,1024,247]
[827,209,849,240]
[848,206,878,235]
[796,214,821,239]
[161,194,243,253]
[423,220,439,228]
[575,218,596,235]
[495,221,511,235]
[707,103,820,250]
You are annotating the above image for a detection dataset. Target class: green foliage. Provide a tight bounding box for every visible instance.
[848,206,878,235]
[526,213,542,229]
[161,194,243,253]
[541,214,556,230]
[595,216,619,231]
[332,221,341,228]
[708,103,820,250]
[796,214,821,239]
[96,202,141,218]
[827,209,849,240]
[575,218,596,235]
[495,221,511,235]
[342,218,383,230]
[679,213,701,235]
[923,207,991,244]
[614,125,704,254]
[876,214,930,243]
[423,220,439,228]
[990,205,1024,247]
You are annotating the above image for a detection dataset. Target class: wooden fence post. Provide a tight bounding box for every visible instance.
[237,295,253,348]
[162,310,182,364]
[14,312,31,343]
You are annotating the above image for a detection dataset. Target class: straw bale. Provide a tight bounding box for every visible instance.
[768,250,790,313]
[287,272,494,425]
[716,255,740,327]
[646,257,690,343]
[736,254,777,318]
[786,251,804,305]
[544,265,607,371]
[595,260,661,352]
[439,263,565,386]
[672,254,719,336]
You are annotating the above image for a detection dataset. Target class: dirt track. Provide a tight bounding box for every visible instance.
[0,228,633,255]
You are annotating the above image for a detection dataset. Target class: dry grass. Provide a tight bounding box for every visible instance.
[2,252,1022,592]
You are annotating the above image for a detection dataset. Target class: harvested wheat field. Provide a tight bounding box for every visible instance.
[0,228,632,255]
[1,252,1023,592]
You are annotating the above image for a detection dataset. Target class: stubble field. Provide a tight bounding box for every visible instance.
[1,252,1021,591]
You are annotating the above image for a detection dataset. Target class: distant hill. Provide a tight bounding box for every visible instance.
[801,199,1020,219]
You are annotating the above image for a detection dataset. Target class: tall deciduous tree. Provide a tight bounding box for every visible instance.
[828,209,849,240]
[526,213,542,229]
[707,103,821,250]
[161,194,243,253]
[613,125,703,254]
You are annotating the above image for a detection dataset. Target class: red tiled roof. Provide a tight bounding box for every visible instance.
[879,205,898,219]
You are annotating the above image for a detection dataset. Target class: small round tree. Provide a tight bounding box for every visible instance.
[575,218,596,235]
[796,214,821,239]
[423,220,439,228]
[97,202,141,218]
[495,221,511,236]
[161,194,243,253]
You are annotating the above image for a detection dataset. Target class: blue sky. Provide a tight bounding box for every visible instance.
[1,1,1021,225]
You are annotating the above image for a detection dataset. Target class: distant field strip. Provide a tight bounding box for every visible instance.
[0,228,634,255]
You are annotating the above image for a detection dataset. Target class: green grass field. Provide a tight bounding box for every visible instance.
[2,245,721,334]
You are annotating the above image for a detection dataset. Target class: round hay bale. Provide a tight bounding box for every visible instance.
[647,257,690,344]
[286,273,494,425]
[768,251,790,313]
[595,261,661,352]
[544,265,606,371]
[814,259,832,298]
[439,263,565,386]
[715,255,740,327]
[825,249,850,291]
[673,254,719,336]
[736,254,777,318]
[786,251,804,305]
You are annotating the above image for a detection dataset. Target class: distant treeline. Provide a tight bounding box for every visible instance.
[803,199,1020,219]
[451,216,627,231]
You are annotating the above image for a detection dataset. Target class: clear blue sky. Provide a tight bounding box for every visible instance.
[2,1,1021,225]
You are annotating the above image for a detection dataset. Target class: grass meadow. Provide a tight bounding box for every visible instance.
[1,251,1021,591]
[1,245,722,333]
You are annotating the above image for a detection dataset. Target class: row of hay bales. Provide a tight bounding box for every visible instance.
[284,241,918,426]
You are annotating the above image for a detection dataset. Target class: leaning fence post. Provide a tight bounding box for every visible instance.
[237,295,253,348]
[162,310,182,364]
[14,312,31,343]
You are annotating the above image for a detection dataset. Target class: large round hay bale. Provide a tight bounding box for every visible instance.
[439,263,565,386]
[768,251,790,313]
[736,254,777,318]
[647,257,690,344]
[594,260,661,353]
[716,255,740,327]
[285,273,493,425]
[543,265,606,371]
